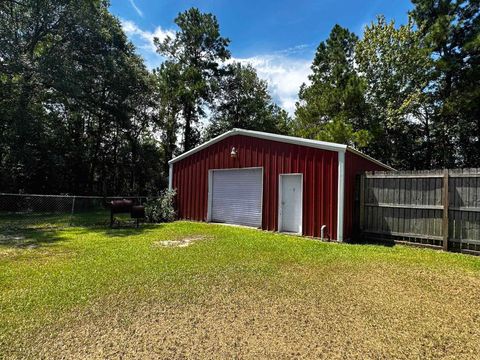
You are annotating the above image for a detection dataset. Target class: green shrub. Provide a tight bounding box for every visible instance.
[145,189,176,223]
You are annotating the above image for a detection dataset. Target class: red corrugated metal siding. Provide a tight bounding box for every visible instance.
[172,135,339,239]
[344,150,390,240]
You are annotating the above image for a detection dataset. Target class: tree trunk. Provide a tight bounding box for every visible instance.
[183,103,194,151]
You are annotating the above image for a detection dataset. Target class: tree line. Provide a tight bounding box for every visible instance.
[295,1,480,170]
[0,0,478,196]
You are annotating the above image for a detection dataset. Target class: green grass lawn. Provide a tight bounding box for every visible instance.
[1,221,480,359]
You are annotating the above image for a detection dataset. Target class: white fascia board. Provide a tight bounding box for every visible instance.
[168,128,347,164]
[336,150,345,242]
[234,129,348,153]
[168,130,236,164]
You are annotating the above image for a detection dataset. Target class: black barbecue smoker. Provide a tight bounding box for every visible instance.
[110,199,145,228]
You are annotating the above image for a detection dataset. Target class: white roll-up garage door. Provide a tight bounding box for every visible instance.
[210,168,263,227]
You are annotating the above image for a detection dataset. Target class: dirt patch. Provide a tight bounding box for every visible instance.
[153,235,211,248]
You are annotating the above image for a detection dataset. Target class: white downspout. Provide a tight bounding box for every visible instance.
[321,225,327,241]
[168,163,173,191]
[337,150,345,242]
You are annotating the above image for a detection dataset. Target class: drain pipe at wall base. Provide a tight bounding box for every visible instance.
[320,225,328,241]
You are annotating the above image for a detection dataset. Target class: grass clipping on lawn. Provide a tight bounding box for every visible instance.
[1,221,480,359]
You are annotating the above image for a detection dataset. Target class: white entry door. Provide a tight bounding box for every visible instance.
[279,174,303,234]
[210,168,263,228]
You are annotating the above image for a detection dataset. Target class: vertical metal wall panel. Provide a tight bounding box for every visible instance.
[344,150,388,240]
[172,134,340,239]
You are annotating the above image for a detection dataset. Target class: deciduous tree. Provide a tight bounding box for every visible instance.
[356,16,433,169]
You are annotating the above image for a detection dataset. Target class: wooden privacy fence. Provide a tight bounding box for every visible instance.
[357,168,480,255]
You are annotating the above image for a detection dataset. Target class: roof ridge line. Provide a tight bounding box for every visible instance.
[169,128,394,171]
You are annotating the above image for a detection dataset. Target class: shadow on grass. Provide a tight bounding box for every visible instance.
[71,223,163,238]
[1,208,159,230]
[0,209,112,229]
[0,229,64,249]
[347,237,396,247]
[0,209,166,249]
[0,223,164,251]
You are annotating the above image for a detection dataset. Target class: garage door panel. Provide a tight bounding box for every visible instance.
[211,168,263,227]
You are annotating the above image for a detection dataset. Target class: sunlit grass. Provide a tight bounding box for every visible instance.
[1,221,480,358]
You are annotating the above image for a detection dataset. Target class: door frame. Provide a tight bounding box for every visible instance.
[278,173,303,235]
[207,167,264,225]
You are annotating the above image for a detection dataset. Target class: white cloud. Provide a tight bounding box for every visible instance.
[121,19,174,53]
[234,55,312,115]
[128,0,143,17]
[121,19,175,68]
[121,19,312,115]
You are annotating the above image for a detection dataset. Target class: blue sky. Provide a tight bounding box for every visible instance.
[110,0,413,114]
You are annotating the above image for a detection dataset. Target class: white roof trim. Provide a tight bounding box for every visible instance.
[169,129,345,164]
[168,128,394,171]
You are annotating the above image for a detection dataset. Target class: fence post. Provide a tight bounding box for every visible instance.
[69,196,76,227]
[359,173,365,232]
[442,169,449,251]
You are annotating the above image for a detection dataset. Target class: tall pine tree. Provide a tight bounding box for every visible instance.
[293,25,371,148]
[205,62,290,139]
[155,8,230,151]
[411,0,480,167]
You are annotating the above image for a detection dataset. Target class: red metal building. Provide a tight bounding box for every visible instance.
[169,129,392,241]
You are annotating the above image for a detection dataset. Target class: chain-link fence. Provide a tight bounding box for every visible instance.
[0,193,148,231]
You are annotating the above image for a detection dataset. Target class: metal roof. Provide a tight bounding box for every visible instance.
[168,128,394,171]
